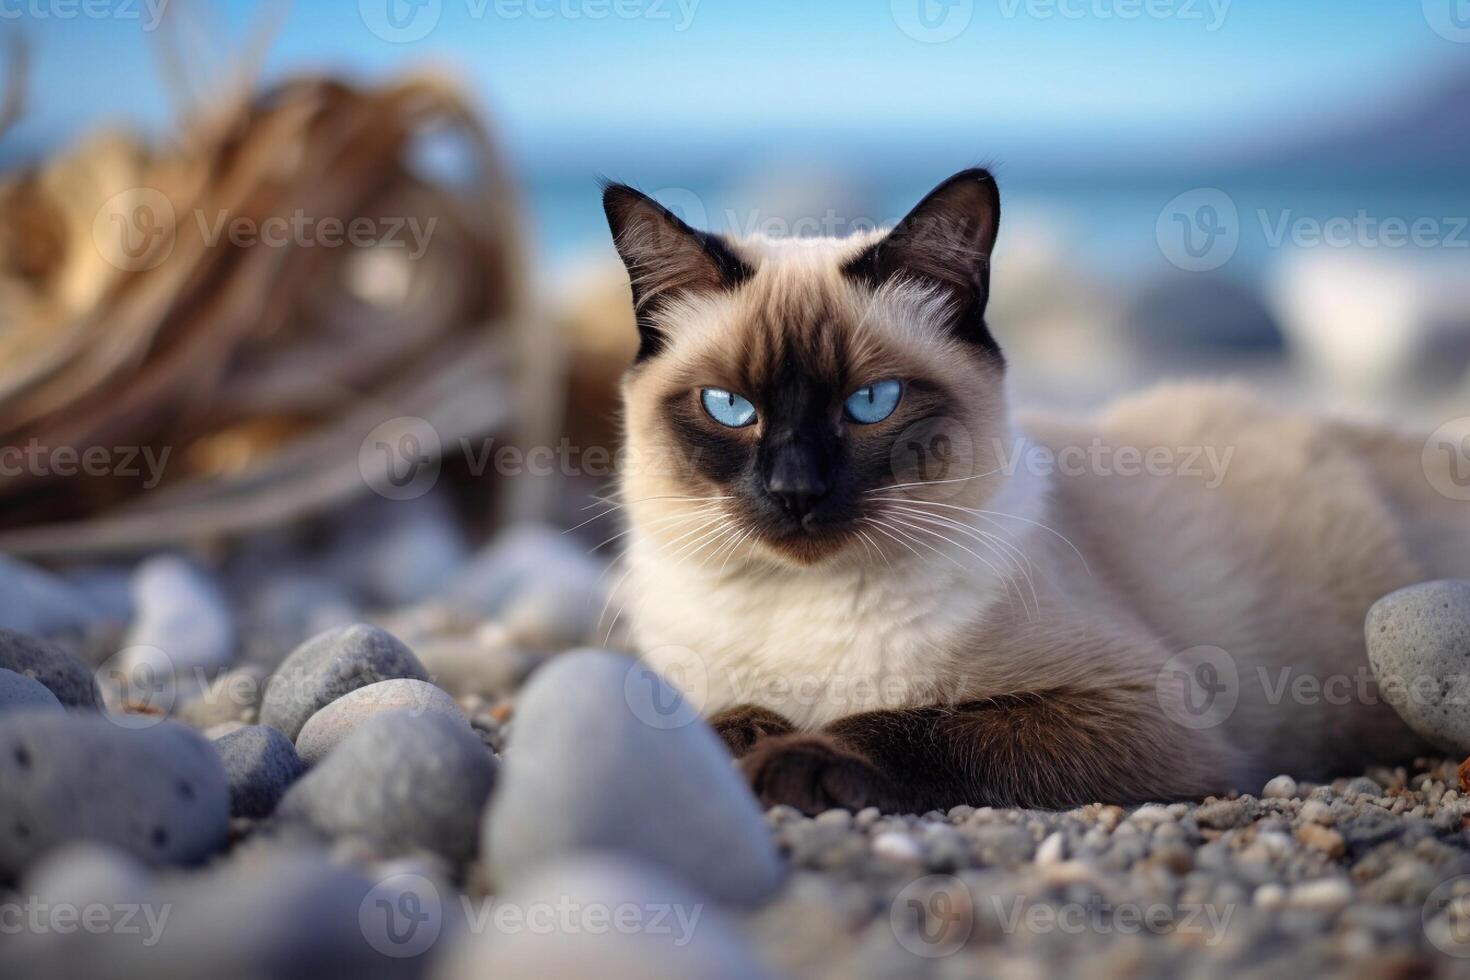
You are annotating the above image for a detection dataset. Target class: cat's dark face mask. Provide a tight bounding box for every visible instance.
[607,169,1007,566]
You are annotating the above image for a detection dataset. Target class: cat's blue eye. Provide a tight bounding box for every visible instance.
[701,387,757,428]
[844,380,902,424]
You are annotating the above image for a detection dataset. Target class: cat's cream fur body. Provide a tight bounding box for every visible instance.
[628,374,1469,792]
[608,182,1469,802]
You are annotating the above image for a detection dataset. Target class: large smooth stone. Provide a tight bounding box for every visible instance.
[1366,579,1470,754]
[484,650,783,907]
[278,711,495,863]
[0,667,64,715]
[214,725,304,819]
[436,857,779,980]
[119,556,236,687]
[0,715,230,876]
[295,679,466,767]
[260,624,429,741]
[0,628,102,710]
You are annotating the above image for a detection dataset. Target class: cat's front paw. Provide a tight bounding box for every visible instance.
[740,734,885,815]
[709,704,795,758]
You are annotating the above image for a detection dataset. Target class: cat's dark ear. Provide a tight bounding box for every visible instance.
[602,182,753,361]
[842,168,1001,358]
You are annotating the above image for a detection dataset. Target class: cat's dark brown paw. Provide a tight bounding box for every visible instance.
[709,704,795,758]
[740,734,886,815]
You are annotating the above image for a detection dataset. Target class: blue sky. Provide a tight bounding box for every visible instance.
[6,0,1464,170]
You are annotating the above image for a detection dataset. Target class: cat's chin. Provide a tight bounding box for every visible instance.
[750,525,863,568]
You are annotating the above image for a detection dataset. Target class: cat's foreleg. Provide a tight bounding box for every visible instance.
[708,704,796,758]
[740,689,1234,815]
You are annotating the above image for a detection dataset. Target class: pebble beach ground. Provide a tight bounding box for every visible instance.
[2,500,1470,979]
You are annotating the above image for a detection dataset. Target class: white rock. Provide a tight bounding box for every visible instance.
[1286,877,1353,911]
[871,832,922,863]
[1365,579,1470,754]
[1253,883,1286,910]
[121,556,236,688]
[1034,831,1066,866]
[1262,775,1298,799]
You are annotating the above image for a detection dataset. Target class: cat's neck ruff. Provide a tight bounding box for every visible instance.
[626,433,1053,728]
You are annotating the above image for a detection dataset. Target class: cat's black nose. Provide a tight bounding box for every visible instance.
[764,447,832,522]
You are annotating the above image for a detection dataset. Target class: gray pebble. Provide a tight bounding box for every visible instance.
[1195,798,1258,830]
[294,678,465,766]
[0,667,63,714]
[278,710,495,863]
[259,624,429,740]
[0,715,229,876]
[1365,579,1470,754]
[0,628,102,710]
[213,725,304,818]
[1343,776,1384,800]
[485,650,783,907]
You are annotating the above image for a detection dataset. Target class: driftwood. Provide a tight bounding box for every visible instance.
[0,66,550,557]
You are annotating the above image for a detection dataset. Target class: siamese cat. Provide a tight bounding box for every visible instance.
[602,168,1470,816]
